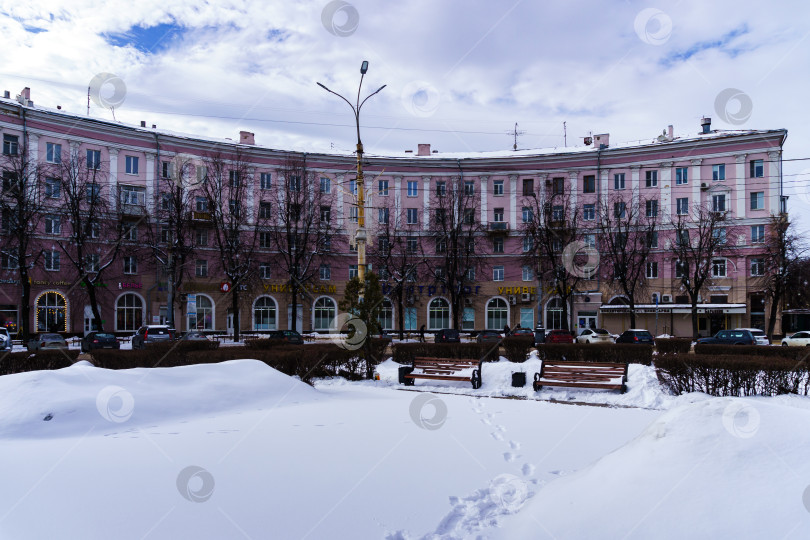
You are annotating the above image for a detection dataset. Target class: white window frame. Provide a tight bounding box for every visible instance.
[493,265,504,281]
[750,191,764,210]
[378,179,389,196]
[406,208,417,225]
[260,172,272,190]
[125,155,139,175]
[675,167,688,185]
[46,142,62,164]
[712,258,727,278]
[319,264,331,280]
[522,265,533,281]
[407,180,418,197]
[493,179,504,196]
[712,164,725,181]
[123,256,137,275]
[645,170,658,188]
[613,173,626,190]
[676,197,689,215]
[646,261,658,279]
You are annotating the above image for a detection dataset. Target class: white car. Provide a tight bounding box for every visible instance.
[576,328,614,344]
[781,331,810,347]
[734,328,770,346]
[0,327,11,351]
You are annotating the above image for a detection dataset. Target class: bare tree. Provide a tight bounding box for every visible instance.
[670,204,738,339]
[755,213,805,339]
[199,149,261,341]
[369,196,423,339]
[424,174,487,330]
[144,154,199,327]
[596,190,659,328]
[0,140,45,341]
[50,147,124,332]
[262,155,334,333]
[522,187,587,331]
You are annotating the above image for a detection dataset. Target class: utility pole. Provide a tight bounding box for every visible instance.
[564,121,567,147]
[510,122,525,151]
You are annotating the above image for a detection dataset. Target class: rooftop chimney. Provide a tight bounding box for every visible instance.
[667,125,674,139]
[140,121,146,127]
[417,143,431,156]
[239,131,255,145]
[152,124,156,129]
[20,87,30,101]
[593,133,609,149]
[700,117,712,134]
[3,91,9,99]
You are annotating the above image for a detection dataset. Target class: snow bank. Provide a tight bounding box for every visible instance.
[491,397,810,539]
[0,359,321,439]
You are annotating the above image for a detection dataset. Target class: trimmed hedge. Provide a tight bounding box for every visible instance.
[655,354,810,396]
[502,337,534,363]
[535,344,652,365]
[0,350,80,376]
[655,338,692,356]
[693,344,807,359]
[392,342,499,365]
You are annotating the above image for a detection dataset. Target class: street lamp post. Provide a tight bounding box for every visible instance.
[317,61,385,302]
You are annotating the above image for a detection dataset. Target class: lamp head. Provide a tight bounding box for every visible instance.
[360,61,368,74]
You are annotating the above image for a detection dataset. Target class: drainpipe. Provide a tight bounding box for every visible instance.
[153,132,171,328]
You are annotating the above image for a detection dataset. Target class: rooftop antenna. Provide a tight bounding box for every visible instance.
[509,122,525,151]
[87,86,90,116]
[564,121,567,147]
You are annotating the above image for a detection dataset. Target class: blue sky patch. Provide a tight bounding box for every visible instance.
[661,25,751,66]
[105,22,185,53]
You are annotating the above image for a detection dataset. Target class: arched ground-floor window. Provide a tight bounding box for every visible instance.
[36,291,67,332]
[313,297,337,331]
[253,296,277,330]
[188,294,214,330]
[428,297,450,330]
[486,297,509,330]
[546,298,564,330]
[116,293,143,332]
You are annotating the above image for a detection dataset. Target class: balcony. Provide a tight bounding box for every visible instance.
[119,202,146,217]
[192,211,212,221]
[488,221,509,234]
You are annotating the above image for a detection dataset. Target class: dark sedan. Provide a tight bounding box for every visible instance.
[267,330,304,344]
[545,330,574,344]
[511,328,534,337]
[476,330,502,343]
[81,332,120,352]
[435,329,461,343]
[615,329,655,345]
[696,329,755,346]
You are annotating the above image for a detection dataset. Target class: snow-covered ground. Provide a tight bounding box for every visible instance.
[0,356,808,539]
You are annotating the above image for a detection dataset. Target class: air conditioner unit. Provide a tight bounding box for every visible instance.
[700,183,709,190]
[662,294,672,303]
[521,293,532,303]
[509,295,517,305]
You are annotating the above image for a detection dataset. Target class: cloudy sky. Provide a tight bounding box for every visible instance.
[2,0,810,228]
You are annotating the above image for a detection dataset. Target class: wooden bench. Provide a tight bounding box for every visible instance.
[403,357,483,389]
[533,361,628,393]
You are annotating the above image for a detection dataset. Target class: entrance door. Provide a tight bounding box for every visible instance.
[709,315,726,335]
[287,305,303,332]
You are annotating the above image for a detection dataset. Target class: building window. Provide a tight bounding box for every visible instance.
[466,267,476,281]
[493,265,504,281]
[750,159,764,178]
[253,296,277,330]
[647,231,658,248]
[319,264,331,280]
[376,300,394,331]
[436,181,446,197]
[159,225,170,244]
[45,177,61,199]
[646,199,658,218]
[320,177,331,193]
[546,298,563,330]
[348,179,357,196]
[712,259,726,278]
[378,179,388,196]
[195,229,208,246]
[550,205,563,221]
[125,155,139,175]
[614,202,626,219]
[43,250,60,271]
[712,164,725,181]
[712,194,726,212]
[3,134,19,155]
[123,256,137,274]
[260,172,272,190]
[613,173,625,190]
[406,237,418,254]
[348,265,358,279]
[187,295,213,331]
[464,181,474,195]
[228,170,240,187]
[378,207,389,224]
[522,178,534,196]
[407,180,418,197]
[676,197,689,215]
[493,207,504,222]
[44,215,61,235]
[122,222,138,241]
[313,297,337,330]
[195,259,208,277]
[751,225,765,243]
[288,175,300,192]
[493,179,504,195]
[88,221,100,238]
[583,204,595,221]
[486,298,508,330]
[120,185,145,206]
[645,170,658,187]
[259,232,272,248]
[1,252,18,269]
[493,237,504,253]
[434,208,446,226]
[349,206,358,223]
[436,238,447,254]
[428,298,450,330]
[583,234,596,249]
[116,293,143,332]
[523,236,533,252]
[713,228,727,245]
[522,206,533,223]
[750,192,764,210]
[87,149,101,170]
[583,175,595,193]
[46,142,61,164]
[750,258,765,277]
[675,167,688,185]
[522,265,533,281]
[161,161,171,179]
[259,263,271,279]
[676,229,689,247]
[551,177,564,195]
[646,261,658,279]
[406,208,417,225]
[675,260,687,278]
[378,236,389,255]
[195,196,208,212]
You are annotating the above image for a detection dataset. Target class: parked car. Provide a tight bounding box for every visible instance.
[81,332,120,352]
[576,328,614,344]
[781,331,810,347]
[180,331,210,341]
[26,333,68,352]
[0,327,12,351]
[266,330,304,345]
[131,325,176,349]
[734,328,770,346]
[696,329,756,346]
[615,329,655,345]
[545,329,574,344]
[511,328,534,338]
[476,330,502,343]
[434,329,461,343]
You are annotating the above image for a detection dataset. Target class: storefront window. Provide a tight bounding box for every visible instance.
[188,295,214,330]
[116,293,143,332]
[379,299,393,331]
[36,292,67,332]
[428,298,450,330]
[254,296,277,330]
[547,298,564,330]
[462,307,475,331]
[486,298,508,330]
[405,307,417,331]
[313,297,337,331]
[520,308,534,329]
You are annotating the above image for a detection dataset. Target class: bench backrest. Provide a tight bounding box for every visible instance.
[541,360,628,376]
[414,357,481,370]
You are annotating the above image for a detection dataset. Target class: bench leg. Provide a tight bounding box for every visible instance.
[471,370,481,390]
[533,382,542,392]
[404,377,415,386]
[621,383,627,394]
